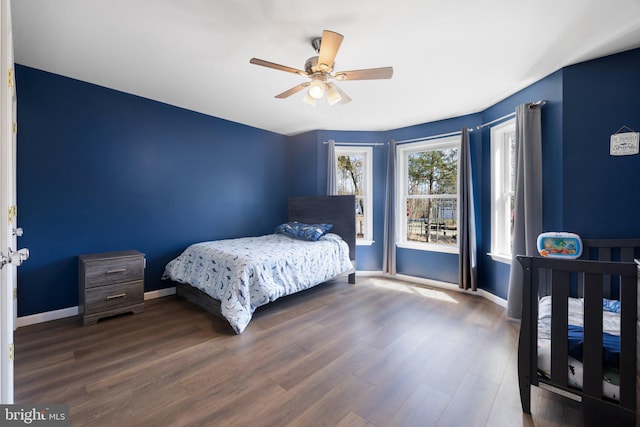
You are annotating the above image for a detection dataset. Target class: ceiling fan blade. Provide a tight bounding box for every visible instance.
[250,58,308,76]
[275,82,310,99]
[335,67,394,81]
[317,30,343,72]
[327,82,352,105]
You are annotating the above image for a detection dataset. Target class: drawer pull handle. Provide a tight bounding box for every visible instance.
[106,268,127,274]
[106,293,127,300]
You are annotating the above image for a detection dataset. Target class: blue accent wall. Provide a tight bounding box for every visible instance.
[562,48,640,238]
[286,131,319,196]
[16,65,289,316]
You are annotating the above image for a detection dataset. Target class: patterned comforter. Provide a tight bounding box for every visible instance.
[162,233,353,333]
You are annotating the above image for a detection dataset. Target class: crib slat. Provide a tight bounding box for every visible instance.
[550,270,569,387]
[599,248,612,262]
[620,247,634,262]
[619,270,637,410]
[583,273,604,398]
[516,256,536,414]
[599,248,612,299]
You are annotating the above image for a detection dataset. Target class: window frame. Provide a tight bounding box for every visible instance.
[395,135,460,254]
[334,146,374,245]
[489,118,516,264]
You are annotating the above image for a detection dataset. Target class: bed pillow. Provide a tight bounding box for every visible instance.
[602,298,621,313]
[276,221,333,241]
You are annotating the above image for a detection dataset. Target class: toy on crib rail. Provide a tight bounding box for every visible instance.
[537,232,583,259]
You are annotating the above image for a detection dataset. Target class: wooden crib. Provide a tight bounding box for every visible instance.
[517,238,640,426]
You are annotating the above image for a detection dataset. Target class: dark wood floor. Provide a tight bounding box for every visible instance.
[14,277,584,426]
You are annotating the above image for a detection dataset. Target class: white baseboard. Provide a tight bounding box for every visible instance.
[144,287,176,300]
[16,306,80,328]
[477,288,507,308]
[354,270,384,277]
[16,287,177,328]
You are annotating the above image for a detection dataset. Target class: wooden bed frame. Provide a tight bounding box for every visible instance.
[517,238,640,426]
[174,195,357,323]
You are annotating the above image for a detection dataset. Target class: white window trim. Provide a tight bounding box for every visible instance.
[335,146,373,243]
[488,252,512,264]
[395,136,460,254]
[489,118,516,264]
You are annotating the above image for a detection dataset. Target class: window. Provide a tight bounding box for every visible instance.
[396,136,460,253]
[335,146,373,244]
[489,119,516,263]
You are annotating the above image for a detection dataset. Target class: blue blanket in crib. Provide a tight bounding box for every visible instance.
[567,324,620,368]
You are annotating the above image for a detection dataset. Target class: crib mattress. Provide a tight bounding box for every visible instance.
[537,296,621,400]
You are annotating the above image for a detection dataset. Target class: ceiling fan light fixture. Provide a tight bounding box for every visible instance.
[303,92,317,106]
[308,79,325,99]
[326,85,342,105]
[249,29,393,105]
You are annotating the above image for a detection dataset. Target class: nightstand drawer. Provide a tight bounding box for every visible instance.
[84,280,144,314]
[83,256,144,288]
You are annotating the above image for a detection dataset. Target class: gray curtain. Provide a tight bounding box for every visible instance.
[383,141,397,275]
[458,128,477,291]
[507,103,543,318]
[327,140,337,195]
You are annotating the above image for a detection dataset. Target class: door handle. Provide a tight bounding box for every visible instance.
[0,248,30,269]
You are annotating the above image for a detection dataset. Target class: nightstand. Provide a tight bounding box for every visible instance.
[78,250,145,325]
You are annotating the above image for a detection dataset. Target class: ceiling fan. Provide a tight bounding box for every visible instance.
[249,30,393,106]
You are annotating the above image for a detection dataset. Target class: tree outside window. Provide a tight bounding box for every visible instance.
[397,136,460,253]
[335,146,372,242]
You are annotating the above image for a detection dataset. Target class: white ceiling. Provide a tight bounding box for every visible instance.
[11,0,640,136]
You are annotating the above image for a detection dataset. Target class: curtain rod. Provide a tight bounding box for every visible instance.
[477,100,547,129]
[323,140,385,146]
[394,128,473,145]
[476,112,515,130]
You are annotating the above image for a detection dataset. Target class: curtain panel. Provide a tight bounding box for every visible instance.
[458,128,477,291]
[506,103,543,318]
[383,140,397,275]
[326,140,337,195]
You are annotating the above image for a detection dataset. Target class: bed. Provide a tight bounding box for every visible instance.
[516,238,640,426]
[162,195,356,334]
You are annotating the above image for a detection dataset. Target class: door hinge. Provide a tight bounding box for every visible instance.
[8,343,14,362]
[13,287,17,300]
[8,68,14,88]
[8,206,16,225]
[13,121,17,134]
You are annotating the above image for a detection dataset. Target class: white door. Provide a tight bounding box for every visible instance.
[1,0,28,404]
